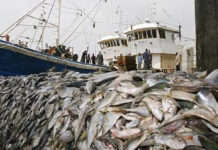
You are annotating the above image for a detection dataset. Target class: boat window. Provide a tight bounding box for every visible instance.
[103,42,107,48]
[108,41,111,47]
[143,30,147,39]
[152,29,157,38]
[134,32,139,40]
[116,39,120,46]
[101,42,105,49]
[111,40,114,47]
[131,33,135,41]
[159,29,166,39]
[138,31,143,39]
[110,40,114,47]
[127,34,131,42]
[112,40,116,47]
[147,30,152,38]
[121,40,127,46]
[107,42,110,48]
[114,40,117,46]
[100,43,103,49]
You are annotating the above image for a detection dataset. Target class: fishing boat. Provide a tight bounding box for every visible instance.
[99,20,196,72]
[97,33,128,66]
[0,40,107,76]
[0,0,108,76]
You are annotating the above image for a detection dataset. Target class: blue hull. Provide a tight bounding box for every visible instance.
[0,40,107,76]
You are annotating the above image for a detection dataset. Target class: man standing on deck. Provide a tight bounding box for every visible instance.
[81,50,87,63]
[97,51,103,66]
[143,49,149,69]
[175,52,181,71]
[86,54,91,64]
[137,53,143,69]
[148,50,152,69]
[91,53,96,65]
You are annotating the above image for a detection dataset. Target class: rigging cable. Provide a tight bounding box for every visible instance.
[62,0,102,45]
[31,26,39,48]
[0,0,46,38]
[12,26,29,43]
[36,0,56,50]
[65,2,102,46]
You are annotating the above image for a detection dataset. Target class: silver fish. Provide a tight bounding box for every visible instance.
[87,111,104,150]
[205,69,218,86]
[110,128,142,140]
[154,133,186,149]
[126,131,149,150]
[98,112,122,137]
[48,111,62,130]
[45,104,55,119]
[164,108,218,127]
[197,89,218,116]
[142,96,164,121]
[170,90,197,103]
[116,80,148,96]
[58,130,73,143]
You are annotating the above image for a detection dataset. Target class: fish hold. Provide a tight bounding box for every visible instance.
[142,96,164,121]
[59,130,73,143]
[197,89,218,116]
[110,128,142,140]
[154,134,186,149]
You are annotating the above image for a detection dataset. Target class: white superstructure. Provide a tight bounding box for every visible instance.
[98,34,128,65]
[98,21,184,70]
[124,20,180,69]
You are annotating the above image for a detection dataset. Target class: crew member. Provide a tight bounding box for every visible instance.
[143,49,149,69]
[91,53,96,65]
[138,53,143,69]
[97,51,103,66]
[175,52,181,71]
[81,50,87,63]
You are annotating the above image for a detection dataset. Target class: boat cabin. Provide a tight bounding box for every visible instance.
[98,34,129,65]
[124,21,180,70]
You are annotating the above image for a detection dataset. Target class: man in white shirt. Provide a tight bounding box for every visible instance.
[175,52,181,71]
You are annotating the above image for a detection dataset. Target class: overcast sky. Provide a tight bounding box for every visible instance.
[0,0,195,56]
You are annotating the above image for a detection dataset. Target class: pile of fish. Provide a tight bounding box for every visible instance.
[0,69,218,150]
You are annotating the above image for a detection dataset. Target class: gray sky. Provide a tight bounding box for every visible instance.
[0,0,195,56]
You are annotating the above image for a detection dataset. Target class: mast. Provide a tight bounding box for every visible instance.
[57,0,61,46]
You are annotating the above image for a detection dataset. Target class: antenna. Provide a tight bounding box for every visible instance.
[151,0,156,20]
